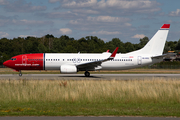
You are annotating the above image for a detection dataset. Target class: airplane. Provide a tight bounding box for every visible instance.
[3,24,170,77]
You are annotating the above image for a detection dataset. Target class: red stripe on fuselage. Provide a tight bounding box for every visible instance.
[3,53,44,70]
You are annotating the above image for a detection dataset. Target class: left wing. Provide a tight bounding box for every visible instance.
[77,47,119,70]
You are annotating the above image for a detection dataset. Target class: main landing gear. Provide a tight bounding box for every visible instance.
[84,71,90,77]
[19,70,22,76]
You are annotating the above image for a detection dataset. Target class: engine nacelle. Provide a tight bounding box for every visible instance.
[60,65,77,74]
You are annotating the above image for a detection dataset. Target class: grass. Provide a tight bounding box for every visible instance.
[0,78,180,116]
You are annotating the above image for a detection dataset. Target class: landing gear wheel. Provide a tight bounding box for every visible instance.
[84,71,90,77]
[19,73,22,76]
[19,71,22,76]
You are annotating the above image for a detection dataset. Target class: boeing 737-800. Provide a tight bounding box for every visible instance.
[3,24,170,77]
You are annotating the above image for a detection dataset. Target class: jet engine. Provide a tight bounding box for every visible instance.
[60,65,77,73]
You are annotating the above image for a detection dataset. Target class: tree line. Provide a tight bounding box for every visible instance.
[0,34,180,65]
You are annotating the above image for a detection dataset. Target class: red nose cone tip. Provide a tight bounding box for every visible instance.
[3,61,8,67]
[3,61,6,66]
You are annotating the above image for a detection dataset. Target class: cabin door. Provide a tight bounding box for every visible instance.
[137,56,142,65]
[22,55,27,64]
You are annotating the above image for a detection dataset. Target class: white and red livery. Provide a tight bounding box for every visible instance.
[3,24,170,77]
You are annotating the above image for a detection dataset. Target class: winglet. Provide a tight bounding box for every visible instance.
[110,47,119,58]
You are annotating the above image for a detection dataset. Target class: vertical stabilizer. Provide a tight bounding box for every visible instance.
[128,24,170,55]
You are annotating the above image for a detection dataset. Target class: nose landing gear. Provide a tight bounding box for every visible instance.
[19,70,22,76]
[84,71,90,77]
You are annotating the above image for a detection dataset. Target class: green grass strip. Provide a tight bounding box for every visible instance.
[0,79,180,116]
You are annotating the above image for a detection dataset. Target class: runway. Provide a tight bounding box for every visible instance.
[0,74,180,80]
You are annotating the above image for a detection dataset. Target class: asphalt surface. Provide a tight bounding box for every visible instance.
[0,116,179,120]
[0,74,180,80]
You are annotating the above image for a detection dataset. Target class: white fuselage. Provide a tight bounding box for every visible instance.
[44,53,162,71]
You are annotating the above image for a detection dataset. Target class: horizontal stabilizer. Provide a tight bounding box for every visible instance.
[151,54,168,59]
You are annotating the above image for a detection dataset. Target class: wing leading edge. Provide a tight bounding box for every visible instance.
[77,47,119,70]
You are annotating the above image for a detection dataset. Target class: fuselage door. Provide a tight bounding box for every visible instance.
[77,58,81,63]
[22,55,27,65]
[137,56,142,65]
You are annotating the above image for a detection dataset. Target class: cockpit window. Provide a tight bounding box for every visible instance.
[10,58,16,61]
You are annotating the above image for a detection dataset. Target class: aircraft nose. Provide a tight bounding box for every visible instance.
[3,60,11,67]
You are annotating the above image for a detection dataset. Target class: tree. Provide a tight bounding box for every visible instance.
[45,34,54,38]
[168,41,177,51]
[24,37,39,53]
[138,37,149,49]
[0,38,12,55]
[111,38,125,53]
[38,43,47,53]
[164,41,171,53]
[63,45,77,53]
[176,39,180,50]
[124,42,135,52]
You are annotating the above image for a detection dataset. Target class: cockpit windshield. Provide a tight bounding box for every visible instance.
[10,58,16,61]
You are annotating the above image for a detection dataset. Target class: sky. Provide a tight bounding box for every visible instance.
[0,0,180,43]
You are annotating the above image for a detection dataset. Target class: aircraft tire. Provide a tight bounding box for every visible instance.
[84,71,90,77]
[19,73,22,76]
[19,71,22,76]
